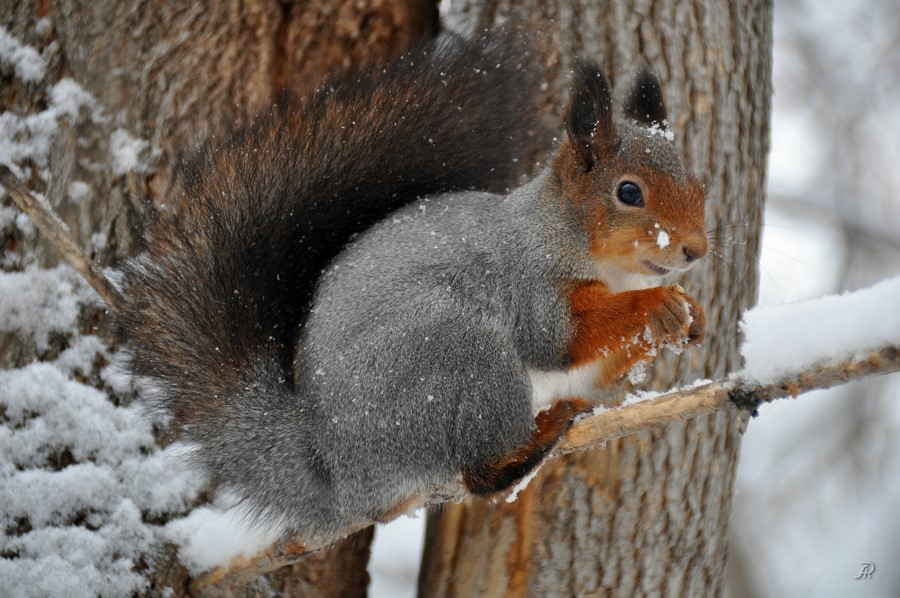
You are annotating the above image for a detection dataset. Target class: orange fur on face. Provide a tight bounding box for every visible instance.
[589,167,706,275]
[553,139,707,278]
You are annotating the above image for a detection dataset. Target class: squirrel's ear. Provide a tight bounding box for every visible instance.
[565,60,616,172]
[623,65,668,127]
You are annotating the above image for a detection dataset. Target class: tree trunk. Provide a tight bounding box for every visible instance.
[2,1,434,595]
[418,2,772,596]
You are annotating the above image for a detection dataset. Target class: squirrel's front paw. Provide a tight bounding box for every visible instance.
[647,285,705,347]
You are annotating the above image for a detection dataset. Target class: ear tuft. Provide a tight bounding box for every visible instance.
[565,60,616,172]
[623,65,668,127]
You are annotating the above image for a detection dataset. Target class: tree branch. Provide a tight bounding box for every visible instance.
[0,165,125,312]
[559,346,899,453]
[190,345,900,596]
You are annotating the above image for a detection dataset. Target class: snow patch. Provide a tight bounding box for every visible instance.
[0,263,205,596]
[0,265,96,350]
[626,359,648,384]
[656,230,670,249]
[588,378,714,416]
[109,129,149,175]
[49,78,98,121]
[739,275,900,384]
[0,77,98,172]
[647,121,675,141]
[67,180,91,203]
[505,460,544,503]
[0,32,109,196]
[165,504,283,575]
[0,26,47,82]
[34,18,52,36]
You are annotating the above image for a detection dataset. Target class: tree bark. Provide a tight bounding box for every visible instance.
[419,2,773,596]
[2,1,434,595]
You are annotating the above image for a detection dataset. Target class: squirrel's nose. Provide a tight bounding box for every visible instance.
[682,237,709,263]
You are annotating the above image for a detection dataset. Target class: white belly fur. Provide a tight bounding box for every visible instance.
[527,267,656,413]
[527,361,605,413]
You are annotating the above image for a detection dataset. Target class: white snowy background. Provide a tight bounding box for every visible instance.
[722,1,900,596]
[1,0,898,596]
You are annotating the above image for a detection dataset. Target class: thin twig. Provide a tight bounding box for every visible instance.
[0,165,125,312]
[190,345,900,596]
[559,346,899,453]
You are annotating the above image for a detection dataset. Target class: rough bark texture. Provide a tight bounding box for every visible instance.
[419,2,772,596]
[2,1,434,595]
[3,0,436,260]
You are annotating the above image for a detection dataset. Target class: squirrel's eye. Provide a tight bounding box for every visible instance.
[617,182,645,207]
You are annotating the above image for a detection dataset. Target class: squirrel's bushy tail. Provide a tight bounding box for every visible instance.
[119,32,546,532]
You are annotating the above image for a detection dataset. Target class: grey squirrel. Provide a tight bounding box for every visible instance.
[121,32,708,542]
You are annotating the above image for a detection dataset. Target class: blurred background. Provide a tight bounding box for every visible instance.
[726,0,900,596]
[370,1,900,595]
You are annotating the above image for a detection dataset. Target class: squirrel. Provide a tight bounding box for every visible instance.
[120,32,708,542]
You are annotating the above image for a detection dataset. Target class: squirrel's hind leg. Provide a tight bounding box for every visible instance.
[462,398,593,495]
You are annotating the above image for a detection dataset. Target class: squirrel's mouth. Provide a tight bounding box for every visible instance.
[640,260,671,276]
